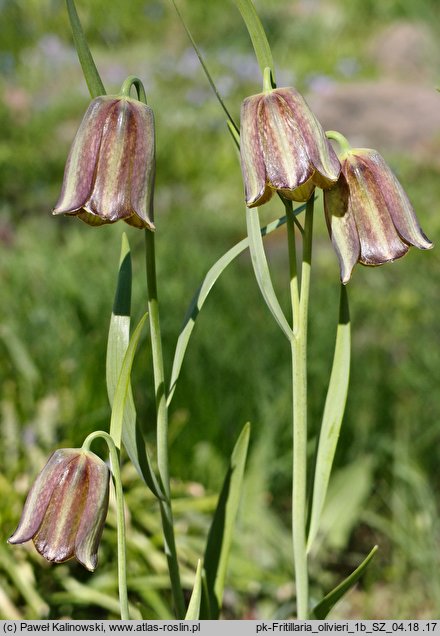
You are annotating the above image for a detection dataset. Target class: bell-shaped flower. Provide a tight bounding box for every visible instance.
[240,86,340,206]
[8,449,110,571]
[53,95,155,229]
[324,147,433,283]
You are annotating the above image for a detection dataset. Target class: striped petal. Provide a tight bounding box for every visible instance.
[276,88,340,188]
[355,150,432,251]
[53,98,112,216]
[240,94,272,207]
[75,454,110,571]
[324,174,360,284]
[259,90,312,192]
[344,151,411,265]
[8,449,79,545]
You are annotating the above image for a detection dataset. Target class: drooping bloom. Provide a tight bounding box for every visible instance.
[8,449,110,571]
[324,148,433,283]
[240,87,341,206]
[53,95,155,229]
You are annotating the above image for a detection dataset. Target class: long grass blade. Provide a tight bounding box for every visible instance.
[185,559,203,620]
[234,0,275,81]
[311,545,378,618]
[66,0,105,98]
[202,423,251,619]
[307,284,350,551]
[246,206,293,341]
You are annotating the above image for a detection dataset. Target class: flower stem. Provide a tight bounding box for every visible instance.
[144,230,185,619]
[120,76,148,103]
[287,196,314,619]
[325,130,351,155]
[82,431,129,620]
[262,66,274,92]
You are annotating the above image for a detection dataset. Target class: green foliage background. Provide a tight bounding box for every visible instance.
[1,0,440,619]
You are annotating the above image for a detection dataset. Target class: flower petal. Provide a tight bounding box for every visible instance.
[344,151,409,265]
[240,94,272,207]
[8,449,79,546]
[259,91,312,192]
[33,453,88,564]
[53,98,113,216]
[324,174,360,283]
[358,150,432,251]
[277,88,340,188]
[74,452,110,572]
[129,100,156,230]
[86,99,136,222]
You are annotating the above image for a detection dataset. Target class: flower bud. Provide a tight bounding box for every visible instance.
[8,449,110,571]
[240,87,340,207]
[53,95,155,229]
[324,148,433,283]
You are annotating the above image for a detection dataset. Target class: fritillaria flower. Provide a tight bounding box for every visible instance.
[8,449,110,571]
[53,94,155,229]
[324,146,433,283]
[240,86,340,206]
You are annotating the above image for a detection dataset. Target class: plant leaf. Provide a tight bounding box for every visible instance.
[107,235,163,499]
[307,284,350,551]
[66,0,105,98]
[167,210,307,407]
[234,0,275,81]
[202,422,251,619]
[107,234,132,450]
[185,559,203,620]
[246,206,293,341]
[311,545,378,619]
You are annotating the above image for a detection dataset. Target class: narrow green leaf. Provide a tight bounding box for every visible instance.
[202,423,251,619]
[246,206,293,341]
[109,312,164,500]
[107,234,132,449]
[234,0,275,82]
[311,545,378,619]
[171,0,239,133]
[307,284,350,551]
[107,236,163,499]
[167,209,306,407]
[185,559,203,620]
[66,0,105,98]
[109,313,147,452]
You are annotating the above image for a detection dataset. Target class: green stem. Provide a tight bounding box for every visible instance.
[144,230,185,619]
[262,66,274,92]
[285,201,300,329]
[82,431,129,620]
[120,76,148,103]
[325,130,351,155]
[289,196,314,619]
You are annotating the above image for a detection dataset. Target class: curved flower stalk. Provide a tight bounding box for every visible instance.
[8,449,110,572]
[240,83,340,206]
[324,138,433,283]
[53,94,155,229]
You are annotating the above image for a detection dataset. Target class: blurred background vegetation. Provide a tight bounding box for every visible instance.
[1,0,440,620]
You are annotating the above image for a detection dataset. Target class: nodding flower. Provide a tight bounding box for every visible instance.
[53,94,155,230]
[240,86,340,207]
[324,146,433,283]
[8,449,110,571]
